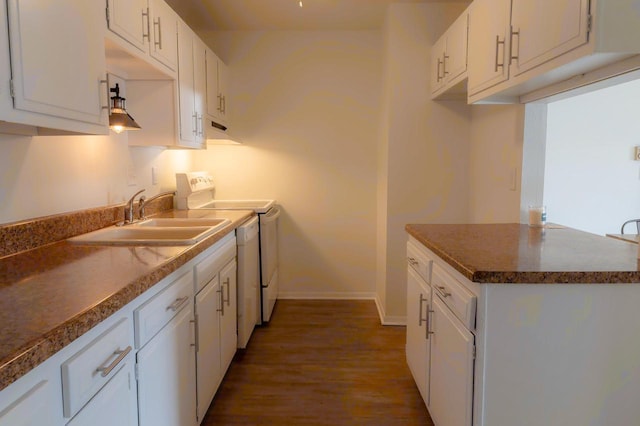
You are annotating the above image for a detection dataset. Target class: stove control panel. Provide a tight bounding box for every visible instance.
[176,172,215,195]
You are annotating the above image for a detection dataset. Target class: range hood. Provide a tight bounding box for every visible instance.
[206,119,241,145]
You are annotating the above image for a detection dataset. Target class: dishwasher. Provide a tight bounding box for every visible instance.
[236,217,259,348]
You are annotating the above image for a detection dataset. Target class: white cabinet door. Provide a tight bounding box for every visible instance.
[205,48,221,122]
[405,267,431,406]
[106,0,148,52]
[177,20,197,147]
[510,0,589,77]
[6,0,107,128]
[430,37,446,95]
[216,60,229,124]
[193,37,207,144]
[177,20,206,149]
[219,259,237,373]
[429,296,474,426]
[67,362,138,426]
[467,0,511,96]
[149,0,179,71]
[137,304,196,426]
[445,12,469,83]
[195,279,222,422]
[0,380,58,426]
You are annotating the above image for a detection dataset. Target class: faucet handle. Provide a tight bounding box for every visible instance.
[138,195,147,220]
[123,189,146,224]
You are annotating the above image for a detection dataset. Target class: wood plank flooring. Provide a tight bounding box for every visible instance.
[202,300,433,425]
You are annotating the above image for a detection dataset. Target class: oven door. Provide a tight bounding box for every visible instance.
[259,207,281,322]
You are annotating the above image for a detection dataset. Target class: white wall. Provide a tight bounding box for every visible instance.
[468,104,525,223]
[0,132,193,224]
[195,30,382,299]
[543,78,640,235]
[377,3,471,322]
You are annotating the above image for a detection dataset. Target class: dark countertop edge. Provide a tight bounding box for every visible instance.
[0,211,254,392]
[406,224,640,284]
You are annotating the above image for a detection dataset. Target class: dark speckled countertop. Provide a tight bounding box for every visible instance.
[0,208,253,391]
[406,223,640,284]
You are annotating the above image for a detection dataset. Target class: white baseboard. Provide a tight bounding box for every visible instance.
[375,295,407,326]
[277,292,376,300]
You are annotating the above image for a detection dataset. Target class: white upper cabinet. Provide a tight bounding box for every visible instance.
[106,0,178,74]
[206,49,230,126]
[148,0,179,71]
[467,0,511,98]
[106,0,148,53]
[177,19,206,149]
[467,0,640,103]
[431,9,469,100]
[510,0,589,78]
[0,0,108,134]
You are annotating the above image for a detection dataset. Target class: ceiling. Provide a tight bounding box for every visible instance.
[164,0,468,31]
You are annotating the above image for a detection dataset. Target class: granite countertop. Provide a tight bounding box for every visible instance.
[406,223,640,284]
[0,208,253,391]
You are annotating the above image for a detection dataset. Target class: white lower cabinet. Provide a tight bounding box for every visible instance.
[0,232,239,426]
[136,303,196,426]
[406,236,475,426]
[67,362,137,426]
[405,266,431,406]
[429,296,474,426]
[193,234,237,423]
[219,259,238,374]
[0,379,59,426]
[194,277,222,422]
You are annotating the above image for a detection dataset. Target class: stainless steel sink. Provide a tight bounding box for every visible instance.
[68,218,231,246]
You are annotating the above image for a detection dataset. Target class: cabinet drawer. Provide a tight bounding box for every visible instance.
[135,270,193,348]
[61,317,132,419]
[195,234,236,293]
[431,263,476,330]
[407,240,432,284]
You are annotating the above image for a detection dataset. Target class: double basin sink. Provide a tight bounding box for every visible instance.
[68,218,231,246]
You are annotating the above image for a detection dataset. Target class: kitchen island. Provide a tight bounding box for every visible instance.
[405,223,640,426]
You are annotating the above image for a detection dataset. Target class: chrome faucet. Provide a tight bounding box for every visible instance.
[123,189,145,225]
[138,191,176,220]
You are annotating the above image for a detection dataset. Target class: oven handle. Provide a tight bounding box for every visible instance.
[261,207,281,224]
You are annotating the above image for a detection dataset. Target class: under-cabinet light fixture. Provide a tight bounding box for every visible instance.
[299,1,303,7]
[109,83,141,134]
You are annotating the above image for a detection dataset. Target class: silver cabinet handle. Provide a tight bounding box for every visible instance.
[426,309,434,339]
[166,296,189,312]
[96,346,132,377]
[436,58,443,82]
[407,257,418,266]
[510,26,520,63]
[190,315,199,352]
[154,17,162,49]
[436,286,451,298]
[99,77,109,111]
[494,35,506,72]
[217,94,222,112]
[192,112,198,135]
[222,95,226,114]
[418,293,426,327]
[223,277,231,307]
[142,8,150,41]
[217,287,224,315]
[443,53,449,77]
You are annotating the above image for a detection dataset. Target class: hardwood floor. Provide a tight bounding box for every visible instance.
[202,300,433,425]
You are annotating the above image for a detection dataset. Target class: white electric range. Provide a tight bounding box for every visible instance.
[176,172,280,325]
